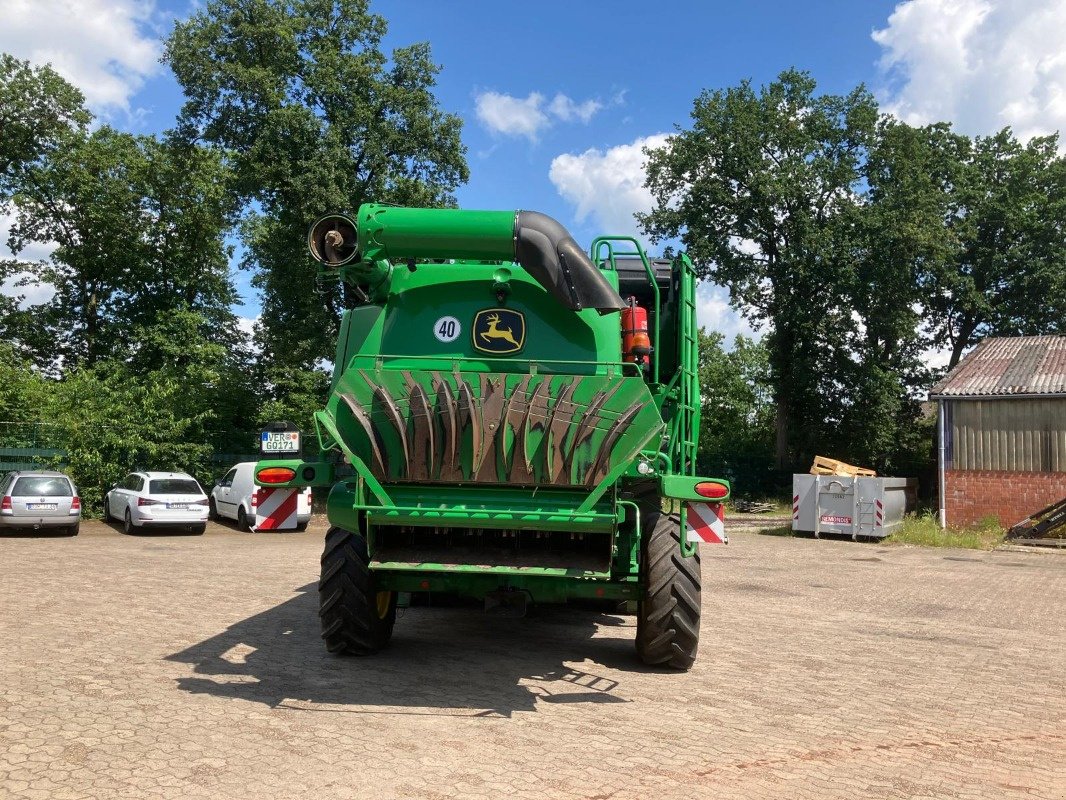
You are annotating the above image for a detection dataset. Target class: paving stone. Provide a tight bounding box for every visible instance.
[0,520,1063,798]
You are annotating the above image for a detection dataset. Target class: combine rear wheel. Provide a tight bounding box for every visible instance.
[319,526,396,655]
[634,484,701,670]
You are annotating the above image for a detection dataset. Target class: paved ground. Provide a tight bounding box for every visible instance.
[1,518,1064,800]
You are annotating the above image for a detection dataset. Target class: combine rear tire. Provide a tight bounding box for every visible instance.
[635,487,701,670]
[319,526,396,655]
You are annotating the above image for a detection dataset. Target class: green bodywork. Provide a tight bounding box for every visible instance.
[258,203,728,602]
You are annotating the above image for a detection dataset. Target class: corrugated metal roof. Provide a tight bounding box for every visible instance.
[930,336,1066,397]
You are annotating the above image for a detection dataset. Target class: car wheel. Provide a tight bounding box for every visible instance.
[123,508,134,535]
[296,521,308,532]
[237,506,250,532]
[208,498,218,521]
[102,497,113,523]
[191,523,206,535]
[67,522,80,536]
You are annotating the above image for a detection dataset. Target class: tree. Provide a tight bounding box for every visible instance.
[0,53,89,198]
[0,54,92,349]
[696,331,776,493]
[926,130,1066,367]
[5,129,240,371]
[640,70,878,469]
[163,0,469,378]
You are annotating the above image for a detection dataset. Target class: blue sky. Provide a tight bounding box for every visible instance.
[3,0,1065,342]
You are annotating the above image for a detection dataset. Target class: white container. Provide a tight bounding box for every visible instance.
[792,474,917,539]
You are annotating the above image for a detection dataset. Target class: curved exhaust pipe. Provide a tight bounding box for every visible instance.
[308,205,625,313]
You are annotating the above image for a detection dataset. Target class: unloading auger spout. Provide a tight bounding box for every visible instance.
[308,203,625,313]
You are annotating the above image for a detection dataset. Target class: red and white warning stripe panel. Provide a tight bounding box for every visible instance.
[792,494,800,520]
[875,499,884,528]
[255,487,299,531]
[685,501,727,544]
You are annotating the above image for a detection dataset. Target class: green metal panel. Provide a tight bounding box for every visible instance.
[328,482,620,532]
[358,204,517,262]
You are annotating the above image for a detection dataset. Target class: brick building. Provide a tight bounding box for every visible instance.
[930,336,1066,528]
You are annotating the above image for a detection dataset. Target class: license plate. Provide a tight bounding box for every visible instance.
[262,431,300,453]
[28,503,57,510]
[168,503,189,510]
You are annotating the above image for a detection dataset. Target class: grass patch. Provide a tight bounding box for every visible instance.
[885,513,1006,550]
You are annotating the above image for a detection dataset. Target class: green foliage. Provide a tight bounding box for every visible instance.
[643,69,1066,484]
[696,331,776,493]
[45,363,215,514]
[6,128,240,372]
[0,342,45,426]
[641,70,879,470]
[926,130,1066,367]
[164,0,469,370]
[0,54,90,197]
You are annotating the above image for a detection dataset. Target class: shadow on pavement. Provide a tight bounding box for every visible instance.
[166,584,658,717]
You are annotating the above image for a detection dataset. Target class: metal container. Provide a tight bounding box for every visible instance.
[792,474,917,539]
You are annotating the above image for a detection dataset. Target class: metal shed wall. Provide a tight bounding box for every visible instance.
[945,398,1066,472]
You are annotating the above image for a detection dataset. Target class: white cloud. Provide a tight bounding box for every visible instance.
[0,0,162,114]
[1,212,57,307]
[548,93,603,123]
[1,272,56,308]
[874,0,1066,145]
[548,133,670,236]
[696,282,759,343]
[550,133,759,343]
[0,211,58,263]
[475,90,606,140]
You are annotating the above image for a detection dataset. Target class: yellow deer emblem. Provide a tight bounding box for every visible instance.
[473,309,525,354]
[480,313,520,348]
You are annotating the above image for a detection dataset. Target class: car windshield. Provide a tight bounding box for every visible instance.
[12,477,72,497]
[148,479,203,495]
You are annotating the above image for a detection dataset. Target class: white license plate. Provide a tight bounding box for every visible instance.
[28,503,58,510]
[262,431,300,453]
[167,503,189,510]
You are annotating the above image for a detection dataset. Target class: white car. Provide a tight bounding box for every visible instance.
[104,471,209,534]
[210,461,312,532]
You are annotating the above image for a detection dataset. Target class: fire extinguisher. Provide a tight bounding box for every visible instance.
[620,296,652,368]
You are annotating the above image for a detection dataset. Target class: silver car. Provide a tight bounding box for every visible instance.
[0,470,81,535]
[104,471,209,534]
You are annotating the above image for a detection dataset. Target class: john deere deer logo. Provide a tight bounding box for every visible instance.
[472,308,525,355]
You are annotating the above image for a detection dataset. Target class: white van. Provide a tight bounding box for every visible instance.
[210,462,312,531]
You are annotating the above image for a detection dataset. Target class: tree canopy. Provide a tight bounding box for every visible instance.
[164,0,469,374]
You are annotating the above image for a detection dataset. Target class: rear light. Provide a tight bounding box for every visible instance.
[70,496,81,511]
[138,497,159,506]
[694,481,729,499]
[1,496,11,513]
[257,467,296,484]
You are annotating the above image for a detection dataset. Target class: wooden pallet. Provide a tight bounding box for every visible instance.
[809,455,877,477]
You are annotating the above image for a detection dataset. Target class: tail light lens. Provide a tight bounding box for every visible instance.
[1,496,11,512]
[70,496,81,511]
[138,497,159,506]
[257,467,296,484]
[694,481,729,499]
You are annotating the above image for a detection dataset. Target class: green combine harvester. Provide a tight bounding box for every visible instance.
[256,203,729,669]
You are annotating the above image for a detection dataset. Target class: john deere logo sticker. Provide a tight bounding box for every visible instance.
[472,308,525,355]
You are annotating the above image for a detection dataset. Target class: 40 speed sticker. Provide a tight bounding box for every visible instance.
[433,316,461,343]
